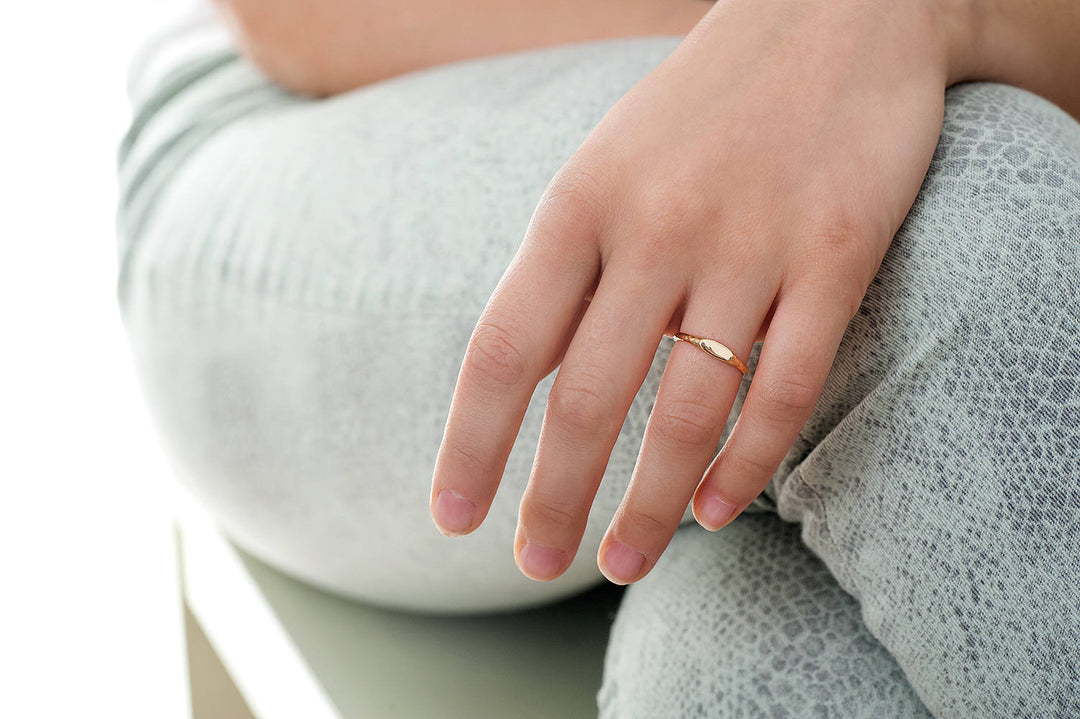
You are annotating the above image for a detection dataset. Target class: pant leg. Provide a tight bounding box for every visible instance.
[600,514,934,718]
[602,82,1080,717]
[767,81,1080,717]
[118,35,701,613]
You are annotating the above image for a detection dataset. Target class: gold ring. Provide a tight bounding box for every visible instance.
[672,332,749,374]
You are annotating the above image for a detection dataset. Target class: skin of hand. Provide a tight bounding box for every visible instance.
[429,0,983,585]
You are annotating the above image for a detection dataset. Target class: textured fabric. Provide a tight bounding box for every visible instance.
[601,83,1080,716]
[118,37,698,613]
[117,26,1080,718]
[600,515,934,718]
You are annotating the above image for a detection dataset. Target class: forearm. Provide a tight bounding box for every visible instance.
[957,0,1080,119]
[212,0,712,96]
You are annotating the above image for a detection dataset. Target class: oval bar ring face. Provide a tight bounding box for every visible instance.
[672,332,750,374]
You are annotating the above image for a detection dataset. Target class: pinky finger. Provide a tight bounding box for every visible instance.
[692,284,856,530]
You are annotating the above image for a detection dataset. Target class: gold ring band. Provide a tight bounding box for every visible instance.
[672,332,749,374]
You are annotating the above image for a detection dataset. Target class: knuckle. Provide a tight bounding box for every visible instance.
[625,176,719,274]
[465,317,530,388]
[523,494,582,535]
[801,212,876,278]
[652,396,724,449]
[446,442,487,476]
[625,225,678,275]
[619,505,670,538]
[796,214,877,321]
[723,448,777,479]
[539,166,609,234]
[754,375,819,424]
[793,270,867,326]
[549,380,616,437]
[637,176,698,236]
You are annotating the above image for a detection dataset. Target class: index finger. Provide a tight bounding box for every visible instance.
[430,192,602,535]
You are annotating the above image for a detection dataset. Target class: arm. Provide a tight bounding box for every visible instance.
[964,0,1080,119]
[210,0,713,96]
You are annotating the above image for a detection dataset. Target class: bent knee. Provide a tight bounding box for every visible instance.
[916,82,1080,262]
[119,37,692,612]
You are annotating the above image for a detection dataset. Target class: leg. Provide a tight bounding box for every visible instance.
[763,82,1080,716]
[603,81,1080,715]
[118,35,703,613]
[600,515,933,718]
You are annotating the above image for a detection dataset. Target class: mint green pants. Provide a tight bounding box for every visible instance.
[118,32,1080,717]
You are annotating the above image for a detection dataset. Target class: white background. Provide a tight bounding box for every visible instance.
[1,1,189,716]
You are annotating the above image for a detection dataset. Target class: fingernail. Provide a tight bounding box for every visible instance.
[432,489,477,535]
[519,542,567,581]
[698,493,737,531]
[602,541,645,584]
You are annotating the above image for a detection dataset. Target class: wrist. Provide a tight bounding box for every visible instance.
[940,0,1080,119]
[933,0,990,86]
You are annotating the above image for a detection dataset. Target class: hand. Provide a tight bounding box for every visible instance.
[430,0,972,584]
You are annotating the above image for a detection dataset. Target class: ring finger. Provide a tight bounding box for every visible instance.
[598,277,778,584]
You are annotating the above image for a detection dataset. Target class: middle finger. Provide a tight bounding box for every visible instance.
[515,257,683,580]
